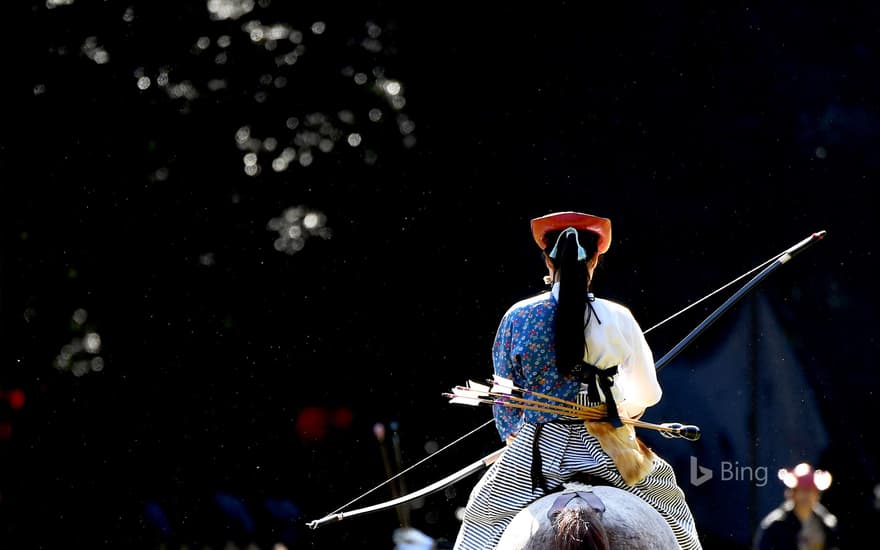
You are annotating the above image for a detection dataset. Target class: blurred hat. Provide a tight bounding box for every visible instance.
[530,211,612,254]
[778,462,832,491]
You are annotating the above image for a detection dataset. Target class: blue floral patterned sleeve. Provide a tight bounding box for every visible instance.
[491,293,581,442]
[492,308,524,442]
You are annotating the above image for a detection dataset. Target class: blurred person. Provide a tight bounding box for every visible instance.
[452,211,701,549]
[753,462,840,550]
[393,526,440,550]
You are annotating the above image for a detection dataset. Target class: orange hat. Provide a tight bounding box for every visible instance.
[530,211,612,254]
[778,462,832,491]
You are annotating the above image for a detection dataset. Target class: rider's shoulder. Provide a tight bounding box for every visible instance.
[505,291,554,315]
[592,296,637,318]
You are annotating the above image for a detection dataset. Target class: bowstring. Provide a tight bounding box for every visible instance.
[328,417,496,515]
[643,253,779,335]
[323,243,789,516]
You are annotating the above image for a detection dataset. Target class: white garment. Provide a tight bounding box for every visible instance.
[551,283,662,419]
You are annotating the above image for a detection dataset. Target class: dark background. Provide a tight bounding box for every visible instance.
[6,1,879,548]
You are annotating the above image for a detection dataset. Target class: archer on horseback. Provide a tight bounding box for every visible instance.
[452,211,702,550]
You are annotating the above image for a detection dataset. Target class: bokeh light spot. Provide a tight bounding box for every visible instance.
[330,407,353,429]
[295,407,328,441]
[7,389,26,411]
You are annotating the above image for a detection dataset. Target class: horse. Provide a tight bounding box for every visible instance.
[392,481,678,550]
[494,481,679,549]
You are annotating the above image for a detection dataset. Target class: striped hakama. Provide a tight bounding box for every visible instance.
[453,422,702,550]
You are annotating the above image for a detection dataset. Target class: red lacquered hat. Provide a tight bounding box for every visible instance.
[778,462,832,491]
[530,211,612,254]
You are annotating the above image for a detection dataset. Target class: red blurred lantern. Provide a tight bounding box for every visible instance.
[7,389,25,411]
[295,407,328,441]
[330,407,353,429]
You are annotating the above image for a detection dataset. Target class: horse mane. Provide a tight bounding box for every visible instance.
[553,505,610,550]
[498,482,678,550]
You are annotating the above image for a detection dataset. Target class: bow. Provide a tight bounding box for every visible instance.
[306,230,826,530]
[307,445,504,529]
[652,230,825,372]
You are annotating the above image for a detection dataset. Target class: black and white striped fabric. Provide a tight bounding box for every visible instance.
[453,422,702,550]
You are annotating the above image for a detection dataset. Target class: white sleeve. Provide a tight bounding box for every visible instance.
[616,312,662,418]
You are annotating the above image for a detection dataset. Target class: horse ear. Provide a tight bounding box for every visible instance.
[584,422,656,485]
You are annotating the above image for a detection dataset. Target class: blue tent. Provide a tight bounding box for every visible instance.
[643,292,829,547]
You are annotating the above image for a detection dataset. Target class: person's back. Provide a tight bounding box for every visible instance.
[453,211,702,550]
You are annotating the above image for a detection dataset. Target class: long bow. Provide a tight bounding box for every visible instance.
[306,446,504,530]
[306,230,826,529]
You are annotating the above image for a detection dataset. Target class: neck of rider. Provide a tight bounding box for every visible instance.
[546,255,598,284]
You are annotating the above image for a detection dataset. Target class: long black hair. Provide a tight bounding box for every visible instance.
[543,228,600,378]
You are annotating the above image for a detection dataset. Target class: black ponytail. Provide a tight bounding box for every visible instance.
[545,229,600,377]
